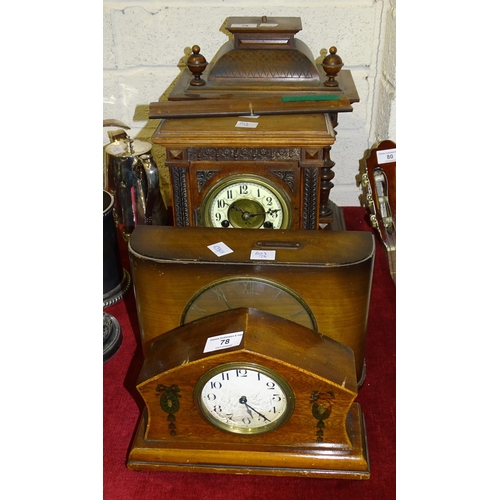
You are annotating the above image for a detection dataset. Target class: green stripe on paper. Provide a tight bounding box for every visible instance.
[281,95,341,102]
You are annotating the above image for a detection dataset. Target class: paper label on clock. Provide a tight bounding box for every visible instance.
[250,249,276,260]
[235,120,258,128]
[230,23,258,28]
[208,242,233,257]
[203,331,244,353]
[376,148,396,164]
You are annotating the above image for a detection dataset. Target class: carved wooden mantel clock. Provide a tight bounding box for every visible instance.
[150,16,359,231]
[127,307,370,479]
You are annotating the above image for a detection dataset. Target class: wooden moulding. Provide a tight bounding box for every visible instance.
[150,113,338,149]
[127,308,370,479]
[149,95,353,120]
[167,67,359,102]
[127,404,369,478]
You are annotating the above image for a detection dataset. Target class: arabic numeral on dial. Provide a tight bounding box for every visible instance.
[239,185,248,195]
[242,417,252,425]
[236,369,248,377]
[265,196,273,206]
[210,381,222,389]
[213,405,222,413]
[206,393,217,401]
[266,381,276,389]
[272,394,282,402]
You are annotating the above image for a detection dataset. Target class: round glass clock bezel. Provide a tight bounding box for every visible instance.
[180,276,318,331]
[200,174,292,229]
[194,362,295,435]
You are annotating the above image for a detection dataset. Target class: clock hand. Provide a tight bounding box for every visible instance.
[229,205,245,214]
[230,204,281,217]
[239,396,271,422]
[229,204,254,222]
[248,208,282,218]
[229,204,258,222]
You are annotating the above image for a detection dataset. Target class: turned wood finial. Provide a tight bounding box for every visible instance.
[187,45,208,86]
[321,46,343,88]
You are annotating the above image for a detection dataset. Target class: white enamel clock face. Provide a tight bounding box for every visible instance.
[202,175,291,229]
[194,362,294,434]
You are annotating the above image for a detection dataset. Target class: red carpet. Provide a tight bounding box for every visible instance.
[104,206,396,499]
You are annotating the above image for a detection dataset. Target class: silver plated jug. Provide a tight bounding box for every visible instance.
[104,129,167,240]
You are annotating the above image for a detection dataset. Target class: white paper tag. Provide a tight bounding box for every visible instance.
[376,148,396,164]
[230,23,258,28]
[235,120,258,128]
[250,249,276,260]
[208,242,233,257]
[203,331,244,353]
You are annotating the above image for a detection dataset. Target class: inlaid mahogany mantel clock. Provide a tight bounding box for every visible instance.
[127,307,370,478]
[150,16,359,231]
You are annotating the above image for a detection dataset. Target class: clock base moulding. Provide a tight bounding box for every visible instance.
[127,403,369,479]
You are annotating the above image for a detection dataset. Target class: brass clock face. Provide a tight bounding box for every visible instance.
[194,362,295,435]
[201,175,291,229]
[181,277,317,330]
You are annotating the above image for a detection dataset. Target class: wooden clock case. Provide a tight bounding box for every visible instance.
[150,16,359,231]
[127,307,370,479]
[151,113,345,230]
[128,225,374,385]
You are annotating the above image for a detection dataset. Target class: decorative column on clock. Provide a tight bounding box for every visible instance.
[320,146,335,219]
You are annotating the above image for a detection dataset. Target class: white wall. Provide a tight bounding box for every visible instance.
[103,0,396,207]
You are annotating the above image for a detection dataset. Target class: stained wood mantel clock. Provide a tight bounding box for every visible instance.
[127,307,370,479]
[150,16,359,231]
[128,225,374,385]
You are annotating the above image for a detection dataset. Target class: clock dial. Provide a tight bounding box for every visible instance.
[181,277,317,331]
[201,175,291,229]
[194,362,294,434]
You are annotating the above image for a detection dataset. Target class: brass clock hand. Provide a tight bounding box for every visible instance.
[239,396,271,422]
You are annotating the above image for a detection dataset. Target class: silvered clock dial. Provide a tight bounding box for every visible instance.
[181,276,317,330]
